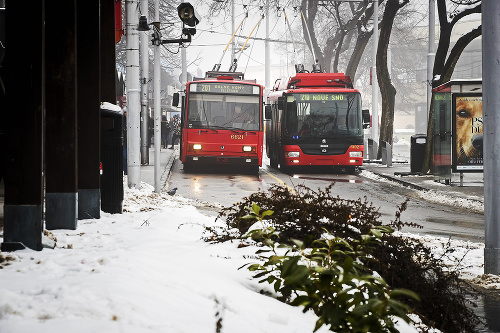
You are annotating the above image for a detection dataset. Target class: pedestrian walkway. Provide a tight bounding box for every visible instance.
[0,145,178,231]
[138,145,177,190]
[361,143,484,201]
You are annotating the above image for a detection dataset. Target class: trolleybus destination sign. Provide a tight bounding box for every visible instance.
[192,82,256,95]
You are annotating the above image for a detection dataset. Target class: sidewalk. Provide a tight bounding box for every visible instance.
[361,143,484,202]
[138,145,177,190]
[0,145,178,230]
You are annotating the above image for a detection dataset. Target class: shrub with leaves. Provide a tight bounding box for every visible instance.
[205,185,481,333]
[211,184,385,246]
[241,204,418,332]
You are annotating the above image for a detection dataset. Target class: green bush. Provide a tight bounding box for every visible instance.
[205,185,481,333]
[241,205,418,332]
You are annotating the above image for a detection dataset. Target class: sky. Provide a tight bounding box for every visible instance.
[0,166,498,332]
[185,0,302,86]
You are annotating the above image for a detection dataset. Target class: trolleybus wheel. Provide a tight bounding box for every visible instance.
[270,156,278,169]
[183,162,193,173]
[249,165,260,175]
[345,166,359,175]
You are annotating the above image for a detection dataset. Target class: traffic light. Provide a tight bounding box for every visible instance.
[177,3,200,28]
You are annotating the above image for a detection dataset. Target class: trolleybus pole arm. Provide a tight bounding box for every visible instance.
[159,34,192,45]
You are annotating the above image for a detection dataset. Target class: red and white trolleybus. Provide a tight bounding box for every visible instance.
[266,64,370,173]
[174,71,264,173]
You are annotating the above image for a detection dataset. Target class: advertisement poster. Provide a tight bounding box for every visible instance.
[452,94,483,172]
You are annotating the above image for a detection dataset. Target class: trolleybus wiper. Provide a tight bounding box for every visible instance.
[224,126,245,133]
[198,128,219,133]
[224,127,258,135]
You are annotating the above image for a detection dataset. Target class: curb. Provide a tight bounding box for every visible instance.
[362,167,484,208]
[161,148,177,192]
[364,169,429,192]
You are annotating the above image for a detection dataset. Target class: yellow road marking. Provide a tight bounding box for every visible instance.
[262,169,296,194]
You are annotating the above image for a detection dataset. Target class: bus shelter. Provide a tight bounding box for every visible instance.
[432,79,482,185]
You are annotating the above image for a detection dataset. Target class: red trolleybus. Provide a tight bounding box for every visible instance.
[266,64,370,173]
[174,71,264,173]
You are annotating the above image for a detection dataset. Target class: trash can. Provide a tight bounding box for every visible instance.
[101,107,124,214]
[381,141,392,166]
[368,138,378,160]
[410,134,427,173]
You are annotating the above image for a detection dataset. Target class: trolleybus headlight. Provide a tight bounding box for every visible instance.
[193,144,202,150]
[287,151,300,158]
[242,145,254,152]
[349,151,363,158]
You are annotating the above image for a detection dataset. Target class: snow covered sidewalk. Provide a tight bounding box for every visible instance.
[0,182,496,333]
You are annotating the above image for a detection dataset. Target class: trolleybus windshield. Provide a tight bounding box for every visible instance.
[284,93,362,138]
[187,83,261,131]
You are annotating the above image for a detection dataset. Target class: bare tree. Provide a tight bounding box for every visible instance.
[421,0,481,173]
[299,0,376,80]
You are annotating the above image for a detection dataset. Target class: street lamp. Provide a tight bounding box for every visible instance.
[137,2,200,193]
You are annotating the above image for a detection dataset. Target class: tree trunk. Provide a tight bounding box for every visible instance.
[376,0,406,159]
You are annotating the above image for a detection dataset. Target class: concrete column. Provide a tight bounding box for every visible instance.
[101,0,117,104]
[2,1,44,250]
[77,0,102,220]
[45,0,78,230]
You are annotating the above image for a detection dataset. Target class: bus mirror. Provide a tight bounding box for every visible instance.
[265,105,272,120]
[172,93,180,107]
[278,96,285,110]
[362,109,370,128]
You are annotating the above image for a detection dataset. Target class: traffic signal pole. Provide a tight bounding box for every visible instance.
[140,0,150,165]
[154,0,161,193]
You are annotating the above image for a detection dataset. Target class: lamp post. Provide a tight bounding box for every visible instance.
[426,0,436,133]
[372,0,379,155]
[125,0,141,189]
[140,0,150,165]
[482,0,500,275]
[153,0,161,193]
[138,2,200,193]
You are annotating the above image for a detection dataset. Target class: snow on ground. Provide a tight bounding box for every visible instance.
[0,179,496,333]
[360,169,484,214]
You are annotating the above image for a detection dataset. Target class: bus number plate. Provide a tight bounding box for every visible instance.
[231,135,244,140]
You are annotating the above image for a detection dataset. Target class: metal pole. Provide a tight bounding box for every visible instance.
[426,0,435,133]
[154,0,161,193]
[482,0,500,275]
[265,0,270,97]
[125,0,141,188]
[140,0,149,165]
[181,0,187,85]
[371,0,379,148]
